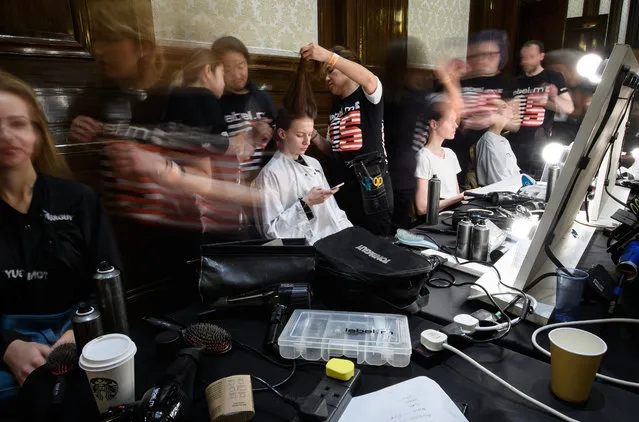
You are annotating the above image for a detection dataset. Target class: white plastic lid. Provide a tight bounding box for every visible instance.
[79,333,137,372]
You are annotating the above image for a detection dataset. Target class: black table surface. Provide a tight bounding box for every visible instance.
[123,302,639,422]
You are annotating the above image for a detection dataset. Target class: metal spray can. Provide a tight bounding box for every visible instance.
[456,218,474,260]
[93,261,129,335]
[470,219,490,262]
[72,302,103,355]
[426,175,441,225]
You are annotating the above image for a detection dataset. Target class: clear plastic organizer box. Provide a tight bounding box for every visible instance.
[278,310,412,367]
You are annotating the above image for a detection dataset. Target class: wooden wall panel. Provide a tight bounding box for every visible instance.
[469,0,521,75]
[318,0,407,68]
[0,0,92,58]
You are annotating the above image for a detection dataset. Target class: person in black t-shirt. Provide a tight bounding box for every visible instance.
[0,72,121,404]
[301,43,394,236]
[452,30,520,188]
[212,36,277,184]
[509,40,574,177]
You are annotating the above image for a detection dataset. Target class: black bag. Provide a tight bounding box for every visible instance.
[313,227,444,314]
[347,151,391,215]
[199,239,315,304]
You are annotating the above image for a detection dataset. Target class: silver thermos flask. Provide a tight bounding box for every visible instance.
[426,175,441,225]
[93,261,129,335]
[72,302,104,355]
[456,218,474,260]
[470,219,490,262]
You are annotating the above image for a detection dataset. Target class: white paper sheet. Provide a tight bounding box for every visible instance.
[470,174,523,195]
[338,376,468,422]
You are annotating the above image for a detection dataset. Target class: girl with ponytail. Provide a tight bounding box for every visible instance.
[253,61,351,245]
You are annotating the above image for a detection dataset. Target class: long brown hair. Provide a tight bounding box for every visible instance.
[0,71,71,178]
[172,48,221,87]
[276,60,317,130]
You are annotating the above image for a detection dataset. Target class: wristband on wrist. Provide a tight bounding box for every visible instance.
[328,53,339,67]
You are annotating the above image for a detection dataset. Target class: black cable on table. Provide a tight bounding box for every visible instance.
[426,271,513,343]
[252,361,297,392]
[251,375,301,411]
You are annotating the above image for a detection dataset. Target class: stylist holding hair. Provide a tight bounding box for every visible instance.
[300,43,394,236]
[0,72,121,403]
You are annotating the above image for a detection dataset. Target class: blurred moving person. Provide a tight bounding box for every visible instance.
[453,30,520,188]
[254,61,351,245]
[301,43,394,236]
[509,40,574,178]
[476,99,521,186]
[544,49,596,145]
[69,0,164,143]
[130,48,264,239]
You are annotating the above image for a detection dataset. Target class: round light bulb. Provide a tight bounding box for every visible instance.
[632,149,639,159]
[542,142,565,165]
[577,54,603,78]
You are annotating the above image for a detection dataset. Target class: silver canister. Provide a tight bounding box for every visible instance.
[426,175,441,225]
[72,302,104,355]
[93,261,129,335]
[470,219,490,262]
[456,218,474,260]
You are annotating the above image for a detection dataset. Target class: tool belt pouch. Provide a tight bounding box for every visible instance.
[348,151,390,215]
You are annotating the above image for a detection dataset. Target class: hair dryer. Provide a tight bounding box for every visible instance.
[101,348,201,422]
[200,283,312,349]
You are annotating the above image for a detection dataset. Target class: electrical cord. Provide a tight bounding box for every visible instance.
[253,361,297,392]
[442,343,579,422]
[605,184,627,207]
[456,258,533,323]
[426,274,514,342]
[444,236,533,326]
[531,318,639,389]
[604,142,629,207]
[501,272,557,314]
[251,375,301,410]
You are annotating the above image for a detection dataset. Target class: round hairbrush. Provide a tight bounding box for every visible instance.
[46,343,78,405]
[182,322,232,354]
[46,343,78,376]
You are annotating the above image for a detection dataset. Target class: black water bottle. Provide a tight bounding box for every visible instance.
[426,175,441,225]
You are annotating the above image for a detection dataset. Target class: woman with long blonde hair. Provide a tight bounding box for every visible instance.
[0,71,120,404]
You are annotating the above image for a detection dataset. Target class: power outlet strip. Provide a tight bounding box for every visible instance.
[293,368,361,422]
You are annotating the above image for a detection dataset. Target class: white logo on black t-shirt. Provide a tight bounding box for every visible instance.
[42,210,73,222]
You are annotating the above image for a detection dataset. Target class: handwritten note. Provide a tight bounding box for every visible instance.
[338,376,467,422]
